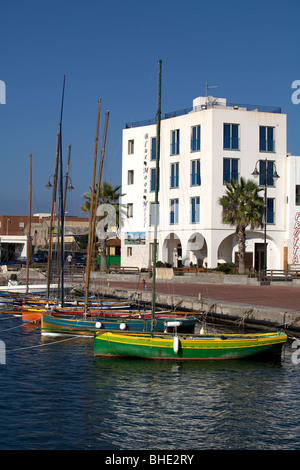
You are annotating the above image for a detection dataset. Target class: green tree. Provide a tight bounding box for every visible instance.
[81,182,125,271]
[219,177,264,274]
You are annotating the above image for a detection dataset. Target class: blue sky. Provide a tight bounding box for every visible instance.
[0,0,299,217]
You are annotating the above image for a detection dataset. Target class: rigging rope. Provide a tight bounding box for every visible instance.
[6,334,85,353]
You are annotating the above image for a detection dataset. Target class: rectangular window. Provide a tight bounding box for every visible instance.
[191,125,201,152]
[127,203,133,218]
[151,137,157,161]
[128,139,134,154]
[150,168,160,192]
[170,162,179,188]
[223,158,239,184]
[259,160,275,186]
[149,202,159,226]
[170,129,180,155]
[224,124,239,150]
[267,198,275,224]
[127,247,132,257]
[259,126,275,152]
[170,199,179,224]
[127,170,134,185]
[191,159,201,186]
[296,186,300,205]
[190,197,200,223]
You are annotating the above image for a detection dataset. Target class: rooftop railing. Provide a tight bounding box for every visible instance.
[125,102,282,129]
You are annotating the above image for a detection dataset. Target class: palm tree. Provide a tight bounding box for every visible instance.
[81,182,125,271]
[219,177,264,274]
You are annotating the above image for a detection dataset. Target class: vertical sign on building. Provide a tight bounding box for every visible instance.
[143,133,149,227]
[292,212,300,264]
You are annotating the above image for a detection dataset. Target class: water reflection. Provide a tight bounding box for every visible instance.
[91,353,291,450]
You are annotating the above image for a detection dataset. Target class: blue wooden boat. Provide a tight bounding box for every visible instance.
[40,311,197,336]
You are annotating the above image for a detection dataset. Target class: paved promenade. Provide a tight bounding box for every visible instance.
[104,280,300,313]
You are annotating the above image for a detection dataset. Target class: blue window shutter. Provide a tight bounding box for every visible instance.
[223,158,231,183]
[171,164,174,187]
[260,127,266,151]
[224,124,230,149]
[259,160,266,186]
[191,198,195,223]
[151,168,159,191]
[267,161,274,186]
[197,160,201,185]
[232,124,239,149]
[191,126,196,151]
[191,160,195,185]
[267,198,274,224]
[267,127,274,152]
[150,169,155,191]
[197,126,200,150]
[232,159,238,181]
[171,131,175,155]
[151,137,156,160]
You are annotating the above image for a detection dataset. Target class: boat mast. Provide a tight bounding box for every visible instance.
[26,154,32,295]
[85,99,101,312]
[58,75,66,305]
[91,110,109,262]
[151,59,162,334]
[46,135,59,302]
[63,144,71,217]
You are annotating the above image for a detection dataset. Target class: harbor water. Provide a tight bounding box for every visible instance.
[0,307,300,451]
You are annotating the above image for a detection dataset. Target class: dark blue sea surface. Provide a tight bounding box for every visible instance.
[0,308,299,450]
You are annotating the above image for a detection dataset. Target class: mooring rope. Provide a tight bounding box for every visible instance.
[6,334,84,353]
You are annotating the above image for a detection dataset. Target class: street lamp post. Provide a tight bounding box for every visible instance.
[252,158,279,282]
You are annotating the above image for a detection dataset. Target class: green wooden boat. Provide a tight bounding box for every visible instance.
[94,330,287,361]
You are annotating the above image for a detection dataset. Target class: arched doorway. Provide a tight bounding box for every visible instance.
[162,233,182,267]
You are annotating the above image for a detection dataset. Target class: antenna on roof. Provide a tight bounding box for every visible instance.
[205,81,218,96]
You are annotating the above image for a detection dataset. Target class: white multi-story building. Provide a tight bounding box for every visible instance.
[120,95,299,272]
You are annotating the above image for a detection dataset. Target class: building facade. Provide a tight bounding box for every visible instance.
[120,95,297,272]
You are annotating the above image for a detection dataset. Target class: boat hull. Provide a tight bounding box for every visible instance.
[40,313,197,335]
[22,308,135,324]
[94,331,287,361]
[0,283,59,294]
[22,309,43,323]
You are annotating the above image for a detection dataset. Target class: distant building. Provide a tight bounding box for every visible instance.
[0,214,89,262]
[120,95,299,272]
